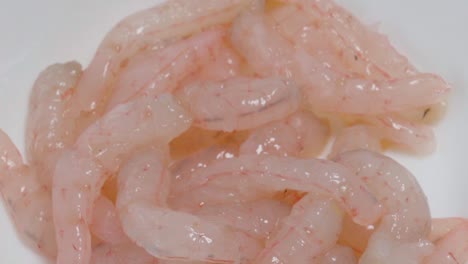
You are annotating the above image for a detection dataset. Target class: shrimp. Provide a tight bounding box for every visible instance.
[106,29,228,110]
[25,62,82,185]
[74,0,252,113]
[231,12,450,114]
[319,245,358,264]
[335,150,433,264]
[173,154,382,226]
[53,94,192,264]
[90,196,128,245]
[254,194,342,263]
[194,199,291,241]
[329,125,381,158]
[240,110,329,157]
[0,130,56,257]
[429,218,466,242]
[424,223,468,264]
[116,149,262,263]
[177,77,302,132]
[91,242,158,264]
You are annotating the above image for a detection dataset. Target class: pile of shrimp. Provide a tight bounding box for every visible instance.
[0,0,466,263]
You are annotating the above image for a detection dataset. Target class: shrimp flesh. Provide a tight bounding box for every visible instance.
[255,194,343,263]
[318,245,358,264]
[335,150,433,264]
[90,196,128,245]
[53,94,192,264]
[329,125,381,158]
[240,110,329,157]
[116,149,262,263]
[177,77,301,132]
[424,223,468,264]
[429,218,466,242]
[91,242,158,264]
[26,62,82,185]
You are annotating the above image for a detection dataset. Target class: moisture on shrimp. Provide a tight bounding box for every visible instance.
[0,0,462,264]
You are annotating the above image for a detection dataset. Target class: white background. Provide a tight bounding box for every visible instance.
[0,0,467,263]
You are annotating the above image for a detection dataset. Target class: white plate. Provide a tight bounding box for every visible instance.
[0,0,467,263]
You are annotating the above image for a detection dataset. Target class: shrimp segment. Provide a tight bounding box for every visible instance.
[335,150,433,264]
[0,130,56,257]
[255,194,343,263]
[74,0,251,113]
[178,77,302,132]
[26,62,82,185]
[174,154,382,225]
[90,196,128,245]
[425,223,468,264]
[53,94,192,264]
[329,125,381,158]
[318,245,358,264]
[117,149,262,263]
[91,242,158,264]
[240,110,329,157]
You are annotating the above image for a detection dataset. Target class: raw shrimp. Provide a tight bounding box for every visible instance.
[194,199,291,240]
[91,242,158,264]
[90,196,127,245]
[231,12,450,114]
[106,29,228,110]
[329,125,381,158]
[26,62,81,185]
[74,0,252,113]
[53,94,192,264]
[116,149,262,263]
[255,194,343,263]
[173,154,382,225]
[335,150,433,264]
[429,218,466,242]
[318,245,357,264]
[0,130,56,257]
[178,77,302,132]
[240,110,329,157]
[424,223,468,264]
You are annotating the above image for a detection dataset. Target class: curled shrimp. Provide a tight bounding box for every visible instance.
[53,94,192,264]
[335,150,433,264]
[90,196,128,245]
[177,77,302,132]
[74,0,252,113]
[231,11,450,114]
[26,62,82,186]
[116,149,262,263]
[174,154,382,226]
[424,223,468,264]
[0,130,56,257]
[240,110,329,157]
[255,194,343,263]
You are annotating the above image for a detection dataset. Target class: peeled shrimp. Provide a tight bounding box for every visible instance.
[53,94,192,264]
[91,242,158,264]
[116,149,262,263]
[240,110,329,157]
[173,154,382,226]
[26,62,81,185]
[429,218,466,242]
[425,223,468,264]
[0,130,56,257]
[177,77,302,132]
[90,196,127,245]
[74,0,251,113]
[335,150,433,264]
[318,245,357,264]
[255,194,343,263]
[231,12,450,114]
[329,125,381,158]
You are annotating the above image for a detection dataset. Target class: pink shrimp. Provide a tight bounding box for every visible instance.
[106,29,229,110]
[53,94,192,264]
[255,194,343,263]
[194,199,291,241]
[329,125,381,158]
[173,154,382,226]
[177,77,302,132]
[25,62,82,185]
[91,242,158,264]
[429,218,466,242]
[318,245,358,264]
[240,110,329,157]
[231,12,450,114]
[335,150,433,264]
[116,149,262,263]
[0,130,56,257]
[74,0,252,113]
[424,223,468,264]
[90,196,128,245]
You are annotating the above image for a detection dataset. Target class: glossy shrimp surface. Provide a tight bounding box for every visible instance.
[0,0,461,263]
